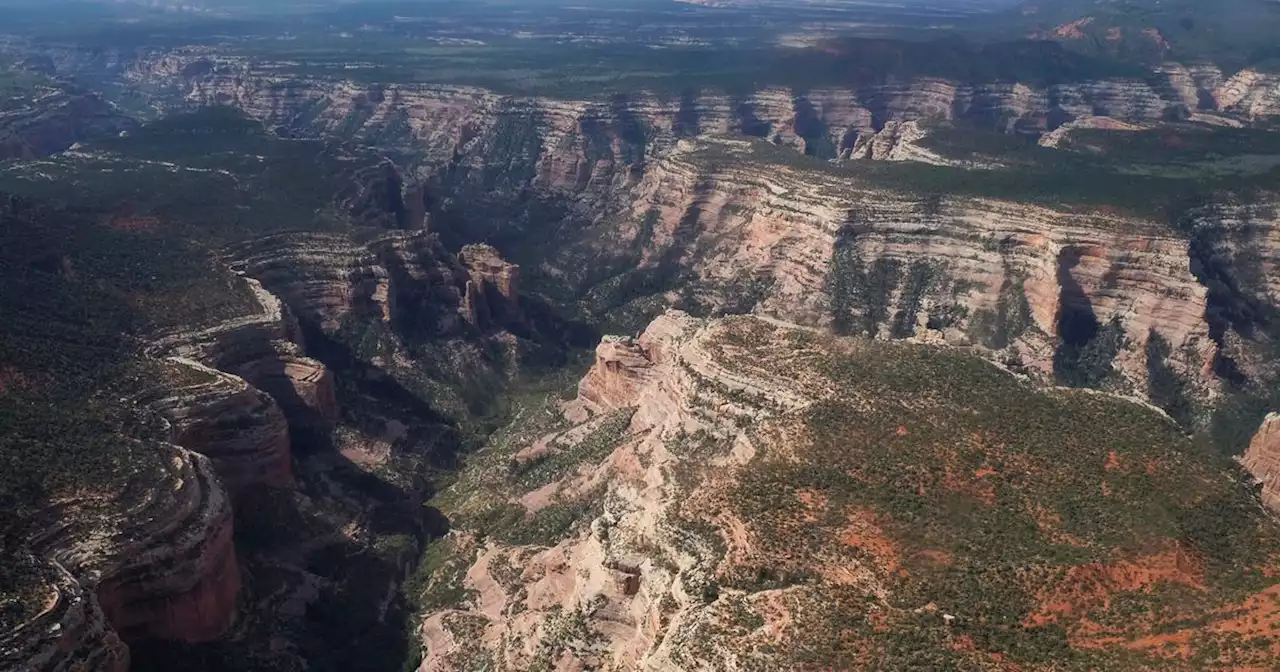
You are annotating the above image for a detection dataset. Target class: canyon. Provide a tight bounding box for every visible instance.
[2,5,1280,669]
[99,49,1280,149]
[61,46,1271,403]
[421,311,1280,669]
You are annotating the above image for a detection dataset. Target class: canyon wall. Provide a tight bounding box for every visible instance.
[1,443,239,671]
[3,271,356,671]
[1243,413,1280,513]
[142,359,295,493]
[83,49,1265,401]
[10,48,1275,406]
[606,140,1229,395]
[110,52,1280,158]
[150,275,339,436]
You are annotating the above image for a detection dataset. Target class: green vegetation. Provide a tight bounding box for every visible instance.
[505,409,635,491]
[1146,330,1196,426]
[826,226,903,337]
[713,320,1280,668]
[1054,315,1126,388]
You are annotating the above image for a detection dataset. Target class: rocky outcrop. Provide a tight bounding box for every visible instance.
[225,231,522,338]
[143,358,294,493]
[2,443,240,670]
[419,312,763,671]
[609,139,1218,393]
[0,561,130,672]
[150,275,338,433]
[458,244,522,329]
[564,336,661,423]
[70,50,1277,165]
[846,120,950,164]
[1243,414,1280,513]
[91,447,240,644]
[422,312,1273,669]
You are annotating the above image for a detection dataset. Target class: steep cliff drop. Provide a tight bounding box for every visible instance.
[1243,413,1280,513]
[1,444,239,671]
[150,275,339,448]
[418,312,1280,670]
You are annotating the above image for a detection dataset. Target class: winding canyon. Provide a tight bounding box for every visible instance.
[3,24,1280,671]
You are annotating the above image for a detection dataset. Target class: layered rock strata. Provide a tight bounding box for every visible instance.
[609,139,1220,392]
[1243,413,1280,513]
[89,51,1280,160]
[142,358,295,493]
[1,443,240,671]
[225,231,522,336]
[150,275,338,433]
[421,312,1280,669]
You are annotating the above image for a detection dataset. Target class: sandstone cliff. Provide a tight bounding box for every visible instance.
[71,50,1267,403]
[225,231,474,335]
[115,52,1280,156]
[150,275,338,436]
[1243,413,1280,513]
[1,443,239,671]
[141,358,295,493]
[606,139,1225,394]
[419,312,1280,670]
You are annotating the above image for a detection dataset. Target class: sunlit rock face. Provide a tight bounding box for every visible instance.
[1244,413,1280,513]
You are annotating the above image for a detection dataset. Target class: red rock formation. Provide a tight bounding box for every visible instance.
[151,276,340,434]
[236,354,340,429]
[4,444,241,670]
[569,337,659,421]
[0,561,131,672]
[1243,414,1280,513]
[146,359,295,493]
[96,506,241,643]
[458,243,522,328]
[86,446,241,645]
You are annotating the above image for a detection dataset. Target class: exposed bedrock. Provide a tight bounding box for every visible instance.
[458,243,523,329]
[225,230,523,337]
[611,145,1226,393]
[150,275,339,435]
[564,335,661,423]
[142,358,295,493]
[0,561,130,672]
[81,50,1280,161]
[1,444,240,671]
[1243,413,1280,513]
[417,312,815,670]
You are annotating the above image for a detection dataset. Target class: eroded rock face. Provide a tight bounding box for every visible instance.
[226,230,524,338]
[458,243,522,329]
[611,140,1226,394]
[144,358,294,492]
[74,50,1280,163]
[421,313,1280,669]
[93,450,241,644]
[0,562,130,672]
[564,336,660,423]
[1,444,240,670]
[150,276,339,433]
[1243,414,1280,513]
